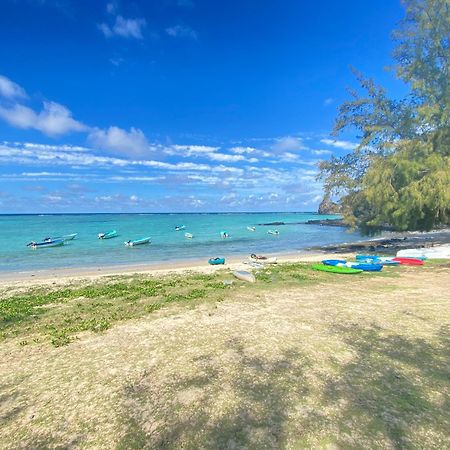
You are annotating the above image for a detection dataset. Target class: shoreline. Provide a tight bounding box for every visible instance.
[1,228,448,286]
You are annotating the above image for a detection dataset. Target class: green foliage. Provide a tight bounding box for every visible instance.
[319,0,450,232]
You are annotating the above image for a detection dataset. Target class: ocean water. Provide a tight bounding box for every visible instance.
[0,213,363,273]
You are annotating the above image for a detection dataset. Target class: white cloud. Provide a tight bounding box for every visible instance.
[88,126,151,157]
[99,15,146,39]
[311,149,332,155]
[272,136,307,152]
[320,139,358,150]
[324,97,334,106]
[166,25,197,39]
[0,101,88,136]
[0,75,28,100]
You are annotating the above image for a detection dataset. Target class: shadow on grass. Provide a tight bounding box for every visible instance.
[117,341,313,449]
[321,322,450,449]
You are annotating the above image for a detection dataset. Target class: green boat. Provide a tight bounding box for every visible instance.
[312,263,363,274]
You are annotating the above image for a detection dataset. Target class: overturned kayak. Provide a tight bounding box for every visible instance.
[175,225,186,231]
[312,263,362,274]
[345,262,383,272]
[125,237,151,247]
[98,230,118,239]
[27,239,64,249]
[393,257,424,266]
[208,257,225,265]
[233,270,256,283]
[185,232,194,239]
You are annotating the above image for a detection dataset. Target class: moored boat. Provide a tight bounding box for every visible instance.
[44,233,77,242]
[125,237,151,247]
[175,225,186,231]
[247,226,256,232]
[98,230,118,239]
[185,232,194,239]
[267,230,279,235]
[27,239,65,249]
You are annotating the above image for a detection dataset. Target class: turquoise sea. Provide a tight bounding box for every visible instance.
[0,213,363,273]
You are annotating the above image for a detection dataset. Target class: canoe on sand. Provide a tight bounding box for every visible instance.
[392,257,424,266]
[233,270,256,283]
[312,263,362,274]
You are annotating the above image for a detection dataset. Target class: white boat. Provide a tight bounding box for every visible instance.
[267,230,279,236]
[247,226,256,232]
[185,232,194,239]
[98,230,118,239]
[233,270,256,283]
[397,246,450,259]
[175,225,186,231]
[27,239,65,249]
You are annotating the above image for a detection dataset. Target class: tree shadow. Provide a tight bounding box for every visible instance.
[320,322,450,449]
[117,340,313,449]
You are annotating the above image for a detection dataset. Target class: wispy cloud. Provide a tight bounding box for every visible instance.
[0,75,28,100]
[320,138,358,150]
[272,136,307,152]
[166,25,197,40]
[99,15,147,39]
[323,97,334,106]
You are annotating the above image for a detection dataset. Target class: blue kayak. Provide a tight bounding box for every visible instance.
[208,257,225,265]
[356,255,400,265]
[347,263,383,272]
[322,259,347,266]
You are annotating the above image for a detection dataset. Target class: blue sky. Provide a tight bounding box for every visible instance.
[0,0,405,213]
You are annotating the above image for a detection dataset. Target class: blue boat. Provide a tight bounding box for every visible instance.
[27,239,64,249]
[125,237,151,246]
[347,262,383,272]
[44,233,78,242]
[208,257,225,265]
[98,230,118,239]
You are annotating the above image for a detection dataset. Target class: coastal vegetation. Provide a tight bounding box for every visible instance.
[0,261,449,448]
[319,0,450,233]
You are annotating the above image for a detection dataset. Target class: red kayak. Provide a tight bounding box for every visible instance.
[393,257,424,266]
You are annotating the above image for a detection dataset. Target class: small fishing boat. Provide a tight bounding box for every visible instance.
[312,263,362,274]
[247,226,256,232]
[27,239,64,249]
[208,257,225,265]
[185,232,194,239]
[175,225,186,231]
[98,230,118,239]
[267,230,279,236]
[233,270,256,283]
[44,233,77,242]
[125,237,151,247]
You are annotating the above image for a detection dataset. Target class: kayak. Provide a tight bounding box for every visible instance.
[233,270,256,283]
[185,232,194,239]
[249,254,277,264]
[44,233,77,242]
[247,226,256,232]
[98,230,118,239]
[322,259,347,266]
[208,257,225,265]
[27,239,64,249]
[312,263,362,274]
[175,225,186,231]
[125,237,151,246]
[345,262,383,272]
[356,255,400,265]
[392,257,424,266]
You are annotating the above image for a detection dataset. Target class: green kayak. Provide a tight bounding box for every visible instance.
[312,263,363,274]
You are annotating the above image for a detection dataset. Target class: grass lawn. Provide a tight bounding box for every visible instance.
[0,261,449,448]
